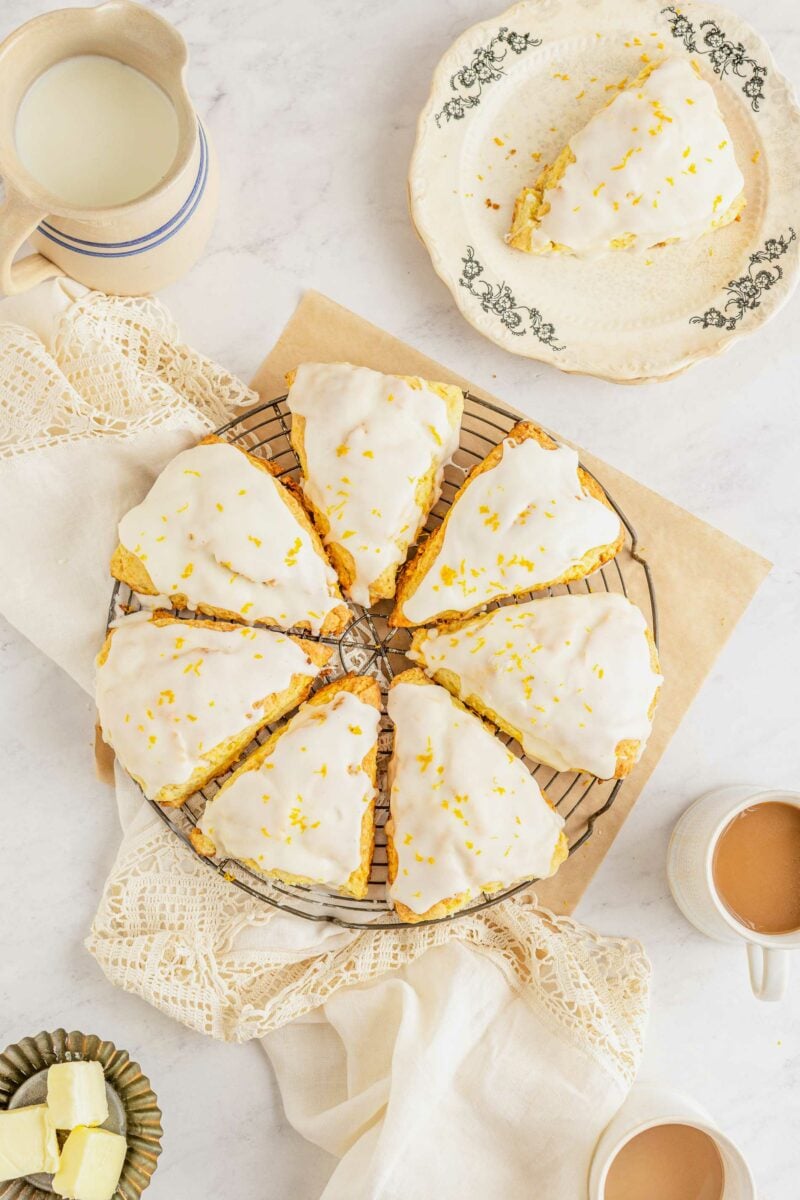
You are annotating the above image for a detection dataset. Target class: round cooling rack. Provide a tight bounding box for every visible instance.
[107,390,658,929]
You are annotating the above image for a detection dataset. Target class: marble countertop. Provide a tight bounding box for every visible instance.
[1,0,798,1196]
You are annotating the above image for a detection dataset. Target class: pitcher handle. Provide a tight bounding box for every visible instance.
[0,186,63,295]
[746,943,788,1002]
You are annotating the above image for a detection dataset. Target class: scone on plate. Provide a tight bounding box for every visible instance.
[386,669,567,923]
[409,593,662,780]
[508,57,745,258]
[112,435,351,635]
[285,362,463,606]
[391,420,623,626]
[191,674,381,899]
[96,612,332,807]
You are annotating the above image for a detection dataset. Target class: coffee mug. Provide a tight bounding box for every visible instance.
[589,1081,756,1200]
[667,785,800,1001]
[0,0,218,296]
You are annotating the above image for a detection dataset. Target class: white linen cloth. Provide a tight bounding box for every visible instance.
[0,282,651,1199]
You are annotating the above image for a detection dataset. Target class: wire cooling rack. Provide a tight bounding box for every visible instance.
[108,390,658,929]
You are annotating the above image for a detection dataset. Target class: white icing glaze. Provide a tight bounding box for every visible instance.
[401,435,620,622]
[118,441,343,632]
[198,689,380,887]
[528,57,744,256]
[286,362,460,605]
[410,593,662,779]
[387,679,565,915]
[96,616,321,798]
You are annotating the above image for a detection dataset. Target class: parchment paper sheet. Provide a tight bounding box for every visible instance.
[250,291,771,913]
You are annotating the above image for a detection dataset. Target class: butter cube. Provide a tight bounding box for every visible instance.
[0,1103,60,1182]
[53,1127,127,1200]
[47,1062,108,1130]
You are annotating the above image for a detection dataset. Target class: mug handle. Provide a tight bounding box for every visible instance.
[746,943,788,1002]
[0,186,63,296]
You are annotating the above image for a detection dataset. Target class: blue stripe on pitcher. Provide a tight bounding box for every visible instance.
[35,122,209,258]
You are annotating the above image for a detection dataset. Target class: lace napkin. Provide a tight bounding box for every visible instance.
[0,281,650,1199]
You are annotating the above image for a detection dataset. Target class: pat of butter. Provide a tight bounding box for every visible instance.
[0,1103,60,1182]
[53,1127,127,1200]
[47,1062,109,1130]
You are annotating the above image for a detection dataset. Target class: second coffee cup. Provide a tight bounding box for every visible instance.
[667,785,800,1001]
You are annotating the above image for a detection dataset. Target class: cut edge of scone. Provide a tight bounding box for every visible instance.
[611,626,662,777]
[110,434,351,637]
[97,611,333,808]
[286,367,464,606]
[507,60,745,256]
[508,144,578,255]
[190,672,381,899]
[389,421,624,627]
[408,619,661,781]
[386,667,569,923]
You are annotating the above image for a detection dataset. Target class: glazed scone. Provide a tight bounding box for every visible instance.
[191,674,381,899]
[386,669,567,923]
[391,421,623,626]
[285,362,463,606]
[96,612,331,807]
[112,435,350,635]
[410,593,662,780]
[508,57,745,257]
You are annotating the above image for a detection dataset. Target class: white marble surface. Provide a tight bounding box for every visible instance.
[1,0,799,1196]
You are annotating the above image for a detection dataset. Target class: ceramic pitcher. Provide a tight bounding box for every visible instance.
[0,0,218,296]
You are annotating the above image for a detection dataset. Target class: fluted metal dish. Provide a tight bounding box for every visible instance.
[0,1030,162,1200]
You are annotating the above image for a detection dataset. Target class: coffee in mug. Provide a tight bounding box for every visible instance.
[590,1081,755,1200]
[604,1123,725,1200]
[712,801,800,935]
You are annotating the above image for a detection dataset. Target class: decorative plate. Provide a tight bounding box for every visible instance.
[409,0,800,382]
[0,1030,162,1200]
